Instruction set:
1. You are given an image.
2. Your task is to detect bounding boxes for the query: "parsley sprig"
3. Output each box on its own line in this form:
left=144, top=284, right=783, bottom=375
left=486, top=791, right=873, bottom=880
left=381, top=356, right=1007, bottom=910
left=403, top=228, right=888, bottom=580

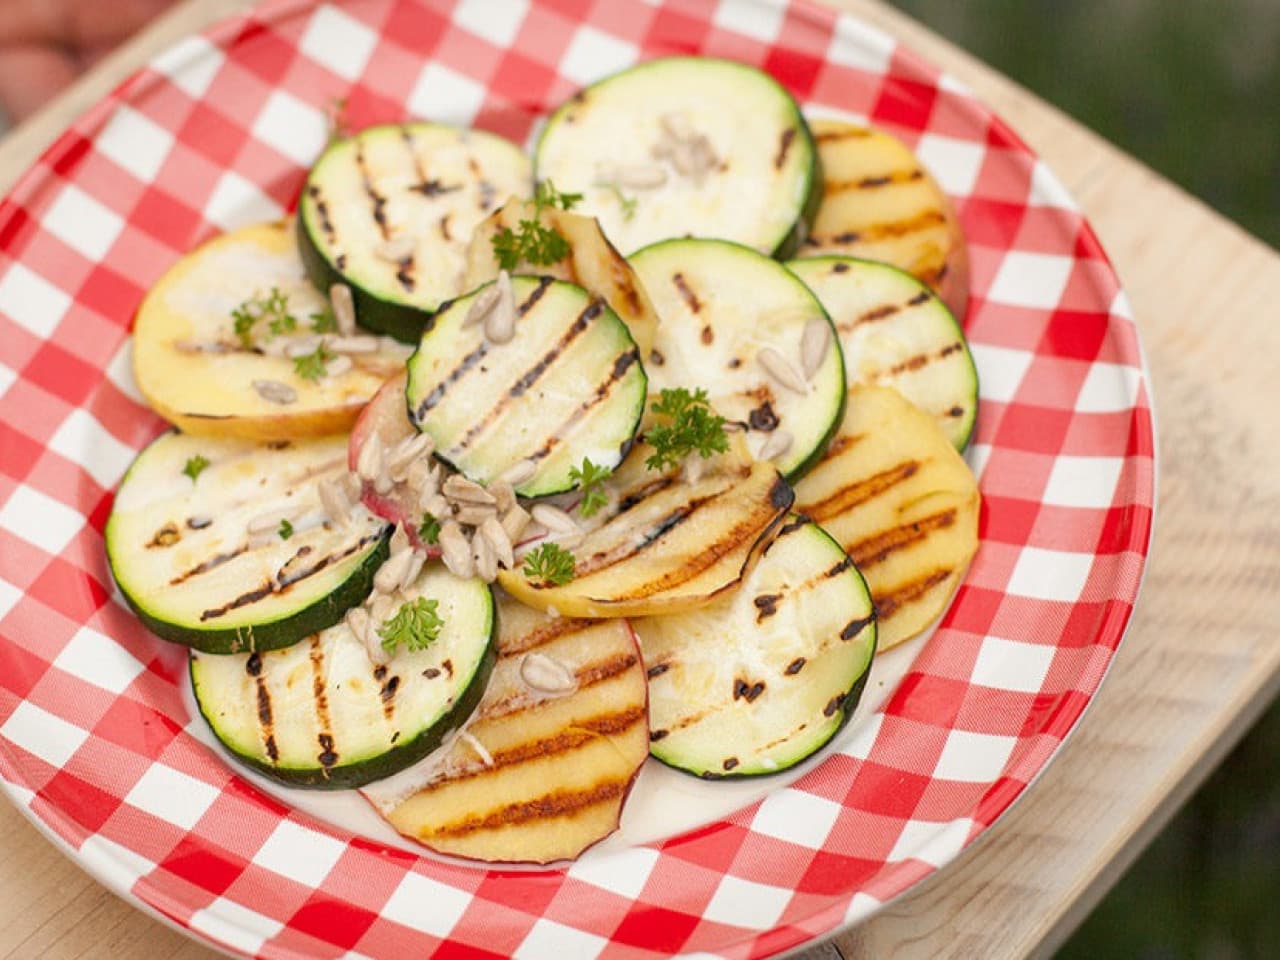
left=231, top=287, right=297, bottom=348
left=491, top=179, right=583, bottom=271
left=569, top=457, right=611, bottom=518
left=293, top=342, right=333, bottom=381
left=182, top=454, right=210, bottom=483
left=378, top=597, right=445, bottom=654
left=522, top=542, right=576, bottom=586
left=418, top=514, right=441, bottom=545
left=278, top=518, right=294, bottom=539
left=601, top=183, right=638, bottom=221
left=644, top=387, right=729, bottom=472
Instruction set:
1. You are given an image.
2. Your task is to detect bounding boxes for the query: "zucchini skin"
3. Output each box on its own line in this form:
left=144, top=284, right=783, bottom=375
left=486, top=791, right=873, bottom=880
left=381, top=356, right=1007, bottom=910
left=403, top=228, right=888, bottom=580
left=190, top=588, right=498, bottom=789
left=109, top=525, right=391, bottom=655
left=770, top=117, right=824, bottom=262
left=294, top=213, right=436, bottom=344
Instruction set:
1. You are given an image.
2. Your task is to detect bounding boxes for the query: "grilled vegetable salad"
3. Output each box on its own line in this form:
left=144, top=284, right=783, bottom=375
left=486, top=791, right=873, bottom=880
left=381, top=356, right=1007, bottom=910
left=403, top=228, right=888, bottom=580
left=106, top=56, right=980, bottom=863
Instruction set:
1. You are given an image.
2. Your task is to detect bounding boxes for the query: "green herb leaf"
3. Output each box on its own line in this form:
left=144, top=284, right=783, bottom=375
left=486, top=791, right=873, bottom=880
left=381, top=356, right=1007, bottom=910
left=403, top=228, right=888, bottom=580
left=418, top=514, right=441, bottom=545
left=569, top=457, right=612, bottom=517
left=534, top=179, right=583, bottom=212
left=522, top=542, right=576, bottom=586
left=491, top=218, right=570, bottom=270
left=278, top=518, right=294, bottom=539
left=602, top=183, right=637, bottom=221
left=230, top=287, right=298, bottom=346
left=292, top=342, right=332, bottom=381
left=309, top=307, right=337, bottom=333
left=182, top=454, right=210, bottom=483
left=644, top=387, right=730, bottom=472
left=378, top=597, right=445, bottom=653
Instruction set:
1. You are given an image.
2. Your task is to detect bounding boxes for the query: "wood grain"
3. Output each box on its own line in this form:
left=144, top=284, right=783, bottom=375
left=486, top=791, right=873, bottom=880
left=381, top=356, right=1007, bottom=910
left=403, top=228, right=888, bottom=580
left=0, top=1, right=1276, bottom=958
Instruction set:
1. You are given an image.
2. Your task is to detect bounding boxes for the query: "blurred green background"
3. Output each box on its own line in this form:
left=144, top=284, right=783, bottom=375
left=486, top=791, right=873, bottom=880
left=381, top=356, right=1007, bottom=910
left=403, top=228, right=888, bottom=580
left=883, top=1, right=1280, bottom=957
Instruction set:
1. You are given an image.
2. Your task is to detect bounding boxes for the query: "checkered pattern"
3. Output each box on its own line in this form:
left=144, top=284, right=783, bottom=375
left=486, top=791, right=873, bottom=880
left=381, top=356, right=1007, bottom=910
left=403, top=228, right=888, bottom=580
left=0, top=0, right=1153, bottom=957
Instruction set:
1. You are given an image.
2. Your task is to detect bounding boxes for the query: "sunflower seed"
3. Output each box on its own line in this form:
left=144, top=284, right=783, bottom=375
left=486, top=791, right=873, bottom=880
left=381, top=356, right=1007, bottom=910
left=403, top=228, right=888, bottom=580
left=757, top=429, right=793, bottom=462
left=174, top=340, right=230, bottom=354
left=444, top=475, right=495, bottom=505
left=479, top=516, right=514, bottom=570
left=330, top=283, right=356, bottom=335
left=489, top=479, right=515, bottom=514
left=464, top=283, right=501, bottom=328
left=375, top=547, right=415, bottom=594
left=252, top=379, right=297, bottom=405
left=369, top=593, right=396, bottom=626
left=421, top=492, right=450, bottom=519
left=660, top=111, right=696, bottom=142
left=283, top=336, right=321, bottom=358
left=326, top=334, right=380, bottom=354
left=498, top=459, right=536, bottom=487
left=317, top=478, right=350, bottom=526
left=459, top=730, right=493, bottom=767
left=801, top=318, right=832, bottom=379
left=398, top=550, right=426, bottom=591
left=472, top=531, right=498, bottom=582
left=438, top=521, right=474, bottom=578
left=455, top=503, right=498, bottom=527
left=519, top=652, right=578, bottom=696
left=756, top=346, right=808, bottom=394
left=246, top=506, right=301, bottom=534
left=406, top=458, right=438, bottom=499
left=340, top=471, right=362, bottom=500
left=531, top=503, right=578, bottom=535
left=390, top=523, right=412, bottom=555
left=682, top=455, right=706, bottom=485
left=388, top=432, right=434, bottom=480
left=501, top=503, right=531, bottom=543
left=325, top=354, right=353, bottom=378
left=484, top=271, right=516, bottom=344
left=374, top=233, right=416, bottom=263
left=356, top=438, right=384, bottom=483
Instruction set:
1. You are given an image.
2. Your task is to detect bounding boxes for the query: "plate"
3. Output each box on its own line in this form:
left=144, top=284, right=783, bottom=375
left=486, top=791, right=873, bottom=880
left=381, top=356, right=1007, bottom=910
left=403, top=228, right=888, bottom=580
left=0, top=0, right=1154, bottom=956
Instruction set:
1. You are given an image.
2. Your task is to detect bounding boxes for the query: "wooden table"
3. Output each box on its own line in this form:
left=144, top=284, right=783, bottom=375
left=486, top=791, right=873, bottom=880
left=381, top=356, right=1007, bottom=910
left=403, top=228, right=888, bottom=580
left=1, top=1, right=1277, bottom=958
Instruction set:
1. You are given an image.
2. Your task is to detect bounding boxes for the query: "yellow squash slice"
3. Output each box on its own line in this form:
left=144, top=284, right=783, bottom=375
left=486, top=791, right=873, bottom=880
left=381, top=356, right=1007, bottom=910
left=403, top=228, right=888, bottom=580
left=497, top=445, right=793, bottom=619
left=363, top=600, right=649, bottom=863
left=801, top=118, right=970, bottom=320
left=793, top=385, right=980, bottom=651
left=133, top=221, right=409, bottom=440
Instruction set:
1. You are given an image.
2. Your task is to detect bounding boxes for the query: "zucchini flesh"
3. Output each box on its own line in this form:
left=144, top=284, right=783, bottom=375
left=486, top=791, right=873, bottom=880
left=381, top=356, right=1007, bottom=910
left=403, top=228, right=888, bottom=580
left=535, top=57, right=819, bottom=257
left=787, top=256, right=978, bottom=450
left=635, top=515, right=875, bottom=778
left=191, top=564, right=494, bottom=789
left=363, top=599, right=648, bottom=863
left=496, top=444, right=792, bottom=618
left=793, top=385, right=980, bottom=651
left=106, top=431, right=389, bottom=653
left=801, top=118, right=970, bottom=320
left=298, top=123, right=531, bottom=341
left=629, top=238, right=845, bottom=479
left=405, top=277, right=647, bottom=498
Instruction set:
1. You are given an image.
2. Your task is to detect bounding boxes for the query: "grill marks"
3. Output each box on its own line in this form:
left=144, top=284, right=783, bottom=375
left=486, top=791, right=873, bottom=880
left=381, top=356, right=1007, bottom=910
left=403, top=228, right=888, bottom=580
left=354, top=143, right=391, bottom=240
left=803, top=459, right=921, bottom=524
left=672, top=272, right=702, bottom=313
left=807, top=208, right=948, bottom=248
left=826, top=168, right=924, bottom=193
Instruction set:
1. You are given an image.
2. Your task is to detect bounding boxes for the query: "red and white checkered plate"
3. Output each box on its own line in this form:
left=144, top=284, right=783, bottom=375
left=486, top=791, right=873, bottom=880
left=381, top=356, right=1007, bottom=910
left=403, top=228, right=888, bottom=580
left=0, top=0, right=1154, bottom=956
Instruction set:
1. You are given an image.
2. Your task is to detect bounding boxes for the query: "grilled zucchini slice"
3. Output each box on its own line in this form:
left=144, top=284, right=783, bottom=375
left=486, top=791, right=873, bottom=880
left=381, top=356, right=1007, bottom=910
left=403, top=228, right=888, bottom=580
left=793, top=385, right=980, bottom=651
left=497, top=443, right=792, bottom=618
left=535, top=56, right=820, bottom=257
left=405, top=276, right=647, bottom=498
left=787, top=256, right=978, bottom=450
left=636, top=515, right=875, bottom=778
left=133, top=221, right=408, bottom=441
left=105, top=431, right=389, bottom=653
left=363, top=599, right=648, bottom=863
left=629, top=238, right=844, bottom=478
left=297, top=122, right=531, bottom=341
left=191, top=564, right=494, bottom=788
left=800, top=118, right=970, bottom=320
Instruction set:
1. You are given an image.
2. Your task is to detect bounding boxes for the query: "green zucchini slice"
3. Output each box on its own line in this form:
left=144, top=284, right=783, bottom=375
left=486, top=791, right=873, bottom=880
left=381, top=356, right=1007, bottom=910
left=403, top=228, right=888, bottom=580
left=405, top=276, right=647, bottom=498
left=635, top=514, right=876, bottom=778
left=629, top=238, right=845, bottom=479
left=787, top=256, right=979, bottom=450
left=105, top=431, right=389, bottom=654
left=191, top=565, right=495, bottom=788
left=297, top=122, right=531, bottom=342
left=535, top=56, right=820, bottom=257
